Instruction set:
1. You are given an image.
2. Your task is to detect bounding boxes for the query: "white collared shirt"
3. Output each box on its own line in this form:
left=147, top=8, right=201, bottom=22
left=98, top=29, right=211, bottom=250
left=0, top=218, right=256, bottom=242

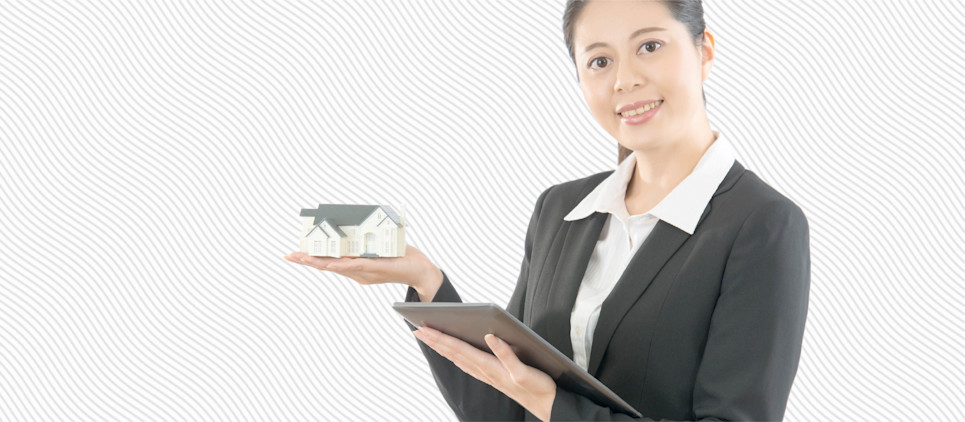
left=563, top=130, right=736, bottom=371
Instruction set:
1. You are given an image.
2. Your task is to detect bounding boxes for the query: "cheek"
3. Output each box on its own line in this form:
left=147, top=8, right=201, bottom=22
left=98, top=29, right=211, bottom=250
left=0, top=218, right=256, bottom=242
left=596, top=100, right=619, bottom=124
left=581, top=84, right=606, bottom=116
left=670, top=63, right=705, bottom=97
left=651, top=53, right=700, bottom=95
left=582, top=84, right=613, bottom=119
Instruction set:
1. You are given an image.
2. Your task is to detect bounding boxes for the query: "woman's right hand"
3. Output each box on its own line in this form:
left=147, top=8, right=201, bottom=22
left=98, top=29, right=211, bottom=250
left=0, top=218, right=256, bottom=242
left=283, top=244, right=444, bottom=301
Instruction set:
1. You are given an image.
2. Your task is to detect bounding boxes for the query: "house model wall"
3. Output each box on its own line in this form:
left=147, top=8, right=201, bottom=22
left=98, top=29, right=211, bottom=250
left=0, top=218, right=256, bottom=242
left=299, top=204, right=406, bottom=258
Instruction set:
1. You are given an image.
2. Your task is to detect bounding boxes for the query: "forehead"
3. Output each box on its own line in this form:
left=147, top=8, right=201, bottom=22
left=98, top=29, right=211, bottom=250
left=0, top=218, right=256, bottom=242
left=573, top=0, right=678, bottom=45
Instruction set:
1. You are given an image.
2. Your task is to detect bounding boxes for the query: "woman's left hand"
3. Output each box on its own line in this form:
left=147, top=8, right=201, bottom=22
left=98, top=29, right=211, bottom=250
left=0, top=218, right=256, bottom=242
left=413, top=326, right=557, bottom=421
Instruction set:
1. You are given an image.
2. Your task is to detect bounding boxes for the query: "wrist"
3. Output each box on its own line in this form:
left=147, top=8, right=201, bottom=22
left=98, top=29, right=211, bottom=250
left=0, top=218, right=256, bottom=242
left=413, top=263, right=443, bottom=301
left=534, top=388, right=556, bottom=422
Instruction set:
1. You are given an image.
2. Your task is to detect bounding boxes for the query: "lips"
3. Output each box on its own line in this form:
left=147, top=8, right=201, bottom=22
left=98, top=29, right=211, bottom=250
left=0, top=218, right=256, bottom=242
left=616, top=99, right=663, bottom=115
left=619, top=100, right=663, bottom=125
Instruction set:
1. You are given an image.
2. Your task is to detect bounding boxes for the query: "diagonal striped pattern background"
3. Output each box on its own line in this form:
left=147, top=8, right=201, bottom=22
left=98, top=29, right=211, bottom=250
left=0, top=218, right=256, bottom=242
left=2, top=0, right=963, bottom=420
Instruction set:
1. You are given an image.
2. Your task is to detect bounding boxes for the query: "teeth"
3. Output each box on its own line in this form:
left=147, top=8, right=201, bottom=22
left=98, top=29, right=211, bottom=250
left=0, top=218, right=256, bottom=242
left=621, top=100, right=663, bottom=117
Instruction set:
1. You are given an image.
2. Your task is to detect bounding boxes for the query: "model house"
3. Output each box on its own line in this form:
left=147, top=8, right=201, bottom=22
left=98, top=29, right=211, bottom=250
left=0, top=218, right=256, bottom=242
left=299, top=204, right=406, bottom=258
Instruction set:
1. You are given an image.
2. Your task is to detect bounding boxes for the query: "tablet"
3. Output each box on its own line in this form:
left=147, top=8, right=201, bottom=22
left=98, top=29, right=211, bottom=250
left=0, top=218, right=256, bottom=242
left=393, top=302, right=642, bottom=418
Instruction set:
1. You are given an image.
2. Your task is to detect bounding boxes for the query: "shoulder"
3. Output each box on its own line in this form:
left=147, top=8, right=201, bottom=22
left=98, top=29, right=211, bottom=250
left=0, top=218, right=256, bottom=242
left=723, top=166, right=808, bottom=235
left=718, top=168, right=811, bottom=295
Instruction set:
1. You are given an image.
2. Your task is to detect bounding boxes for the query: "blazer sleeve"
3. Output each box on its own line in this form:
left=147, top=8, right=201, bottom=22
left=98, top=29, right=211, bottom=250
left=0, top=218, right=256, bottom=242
left=550, top=200, right=811, bottom=421
left=401, top=186, right=553, bottom=421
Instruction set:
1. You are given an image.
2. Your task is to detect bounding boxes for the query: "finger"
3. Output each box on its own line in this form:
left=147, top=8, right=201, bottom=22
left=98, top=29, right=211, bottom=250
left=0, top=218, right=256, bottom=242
left=451, top=352, right=497, bottom=387
left=284, top=251, right=310, bottom=262
left=451, top=360, right=475, bottom=377
left=420, top=327, right=505, bottom=384
left=326, top=257, right=381, bottom=272
left=285, top=255, right=328, bottom=269
left=433, top=343, right=492, bottom=386
left=415, top=329, right=458, bottom=364
left=486, top=334, right=528, bottom=384
left=417, top=327, right=478, bottom=361
left=325, top=262, right=390, bottom=284
left=324, top=259, right=357, bottom=271
left=415, top=331, right=495, bottom=386
left=287, top=251, right=319, bottom=262
left=298, top=255, right=343, bottom=270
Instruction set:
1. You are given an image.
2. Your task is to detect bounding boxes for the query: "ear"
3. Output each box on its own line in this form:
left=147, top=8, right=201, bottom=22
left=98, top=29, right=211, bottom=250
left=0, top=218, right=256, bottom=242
left=700, top=29, right=716, bottom=82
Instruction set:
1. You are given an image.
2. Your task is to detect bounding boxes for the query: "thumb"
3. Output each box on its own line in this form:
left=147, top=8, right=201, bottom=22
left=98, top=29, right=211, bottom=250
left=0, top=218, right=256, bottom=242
left=486, top=334, right=527, bottom=382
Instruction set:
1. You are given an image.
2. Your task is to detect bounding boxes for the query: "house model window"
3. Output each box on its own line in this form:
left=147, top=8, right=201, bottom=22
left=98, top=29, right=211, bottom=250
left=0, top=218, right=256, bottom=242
left=298, top=204, right=406, bottom=258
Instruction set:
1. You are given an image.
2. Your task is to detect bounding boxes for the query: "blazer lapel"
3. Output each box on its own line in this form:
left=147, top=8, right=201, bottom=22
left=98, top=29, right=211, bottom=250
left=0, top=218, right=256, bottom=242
left=584, top=160, right=746, bottom=376
left=538, top=211, right=608, bottom=360
left=583, top=220, right=688, bottom=376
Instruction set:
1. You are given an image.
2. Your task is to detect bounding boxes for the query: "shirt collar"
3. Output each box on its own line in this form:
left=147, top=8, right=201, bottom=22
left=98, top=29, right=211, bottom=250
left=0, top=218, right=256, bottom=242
left=563, top=130, right=736, bottom=235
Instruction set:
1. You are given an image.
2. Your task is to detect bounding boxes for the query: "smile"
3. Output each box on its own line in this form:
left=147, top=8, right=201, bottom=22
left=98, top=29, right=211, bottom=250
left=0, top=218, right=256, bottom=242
left=618, top=100, right=663, bottom=125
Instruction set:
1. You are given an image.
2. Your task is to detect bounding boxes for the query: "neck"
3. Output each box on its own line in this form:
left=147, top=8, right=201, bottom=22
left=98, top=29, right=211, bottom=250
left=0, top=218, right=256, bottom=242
left=627, top=119, right=716, bottom=197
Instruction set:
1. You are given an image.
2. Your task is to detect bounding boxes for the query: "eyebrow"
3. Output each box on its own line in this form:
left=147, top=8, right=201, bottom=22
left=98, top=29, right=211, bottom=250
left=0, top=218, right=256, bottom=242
left=583, top=27, right=668, bottom=54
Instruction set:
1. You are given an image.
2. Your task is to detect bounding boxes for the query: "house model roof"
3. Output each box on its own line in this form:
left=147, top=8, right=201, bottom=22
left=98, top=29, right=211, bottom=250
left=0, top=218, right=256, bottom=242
left=300, top=204, right=403, bottom=239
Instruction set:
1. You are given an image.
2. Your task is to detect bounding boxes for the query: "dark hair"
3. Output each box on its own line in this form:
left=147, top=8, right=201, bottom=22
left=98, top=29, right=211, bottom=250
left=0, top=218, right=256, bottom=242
left=562, top=0, right=708, bottom=163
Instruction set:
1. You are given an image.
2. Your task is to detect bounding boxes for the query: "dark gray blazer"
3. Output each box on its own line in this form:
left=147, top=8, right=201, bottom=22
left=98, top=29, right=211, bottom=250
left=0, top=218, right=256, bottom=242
left=403, top=160, right=811, bottom=421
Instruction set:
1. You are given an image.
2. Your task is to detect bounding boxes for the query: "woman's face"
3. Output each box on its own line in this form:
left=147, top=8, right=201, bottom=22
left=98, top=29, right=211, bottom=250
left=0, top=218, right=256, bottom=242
left=572, top=0, right=714, bottom=152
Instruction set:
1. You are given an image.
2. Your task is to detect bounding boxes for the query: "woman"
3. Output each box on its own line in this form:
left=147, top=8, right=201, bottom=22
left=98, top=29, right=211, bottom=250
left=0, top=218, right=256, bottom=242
left=285, top=0, right=810, bottom=420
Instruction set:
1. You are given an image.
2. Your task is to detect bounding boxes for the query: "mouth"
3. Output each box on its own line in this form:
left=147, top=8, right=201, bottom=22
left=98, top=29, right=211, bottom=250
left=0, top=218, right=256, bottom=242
left=616, top=100, right=664, bottom=118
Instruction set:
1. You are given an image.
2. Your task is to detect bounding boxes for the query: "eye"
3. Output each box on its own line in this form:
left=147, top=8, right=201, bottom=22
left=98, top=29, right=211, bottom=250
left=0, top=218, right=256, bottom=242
left=586, top=41, right=664, bottom=71
left=588, top=57, right=610, bottom=71
left=640, top=40, right=663, bottom=54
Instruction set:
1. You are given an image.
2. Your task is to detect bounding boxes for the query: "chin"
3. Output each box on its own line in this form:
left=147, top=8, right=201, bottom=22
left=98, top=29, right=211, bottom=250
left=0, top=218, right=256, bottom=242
left=618, top=133, right=667, bottom=151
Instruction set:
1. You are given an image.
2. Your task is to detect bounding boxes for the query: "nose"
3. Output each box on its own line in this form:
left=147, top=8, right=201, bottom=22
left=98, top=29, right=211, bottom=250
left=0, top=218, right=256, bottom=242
left=613, top=57, right=646, bottom=92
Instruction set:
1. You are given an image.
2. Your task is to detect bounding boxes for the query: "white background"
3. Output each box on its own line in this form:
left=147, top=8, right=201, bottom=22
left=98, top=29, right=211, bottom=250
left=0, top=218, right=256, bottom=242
left=2, top=0, right=963, bottom=420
